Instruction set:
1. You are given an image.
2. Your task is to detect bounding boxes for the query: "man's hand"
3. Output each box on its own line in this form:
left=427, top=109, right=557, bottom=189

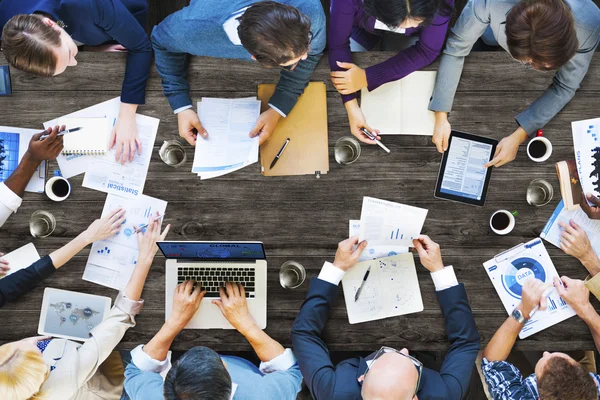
left=345, top=100, right=380, bottom=144
left=136, top=212, right=170, bottom=264
left=178, top=109, right=208, bottom=146
left=484, top=128, right=528, bottom=168
left=109, top=103, right=142, bottom=165
left=519, top=278, right=551, bottom=317
left=580, top=192, right=600, bottom=220
left=333, top=236, right=368, bottom=272
left=80, top=207, right=126, bottom=244
left=559, top=219, right=597, bottom=264
left=212, top=282, right=255, bottom=334
left=0, top=253, right=9, bottom=276
left=413, top=235, right=444, bottom=272
left=26, top=126, right=65, bottom=164
left=331, top=61, right=368, bottom=95
left=432, top=112, right=451, bottom=153
left=555, top=276, right=592, bottom=318
left=249, top=108, right=281, bottom=145
left=169, top=280, right=206, bottom=329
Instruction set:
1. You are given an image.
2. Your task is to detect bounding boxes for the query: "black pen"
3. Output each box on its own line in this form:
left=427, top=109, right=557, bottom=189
left=354, top=266, right=371, bottom=302
left=40, top=126, right=83, bottom=140
left=269, top=138, right=290, bottom=169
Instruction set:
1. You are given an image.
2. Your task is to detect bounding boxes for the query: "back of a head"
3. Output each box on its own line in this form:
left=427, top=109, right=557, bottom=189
left=237, top=1, right=311, bottom=68
left=538, top=357, right=597, bottom=400
left=363, top=0, right=452, bottom=29
left=505, top=0, right=578, bottom=71
left=0, top=344, right=48, bottom=400
left=1, top=14, right=61, bottom=77
left=164, top=346, right=232, bottom=400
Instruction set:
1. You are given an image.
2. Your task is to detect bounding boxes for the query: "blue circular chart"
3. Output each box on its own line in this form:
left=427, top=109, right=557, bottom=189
left=501, top=257, right=546, bottom=299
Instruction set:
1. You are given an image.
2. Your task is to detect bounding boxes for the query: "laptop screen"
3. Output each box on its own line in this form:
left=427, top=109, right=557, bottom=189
left=157, top=242, right=266, bottom=260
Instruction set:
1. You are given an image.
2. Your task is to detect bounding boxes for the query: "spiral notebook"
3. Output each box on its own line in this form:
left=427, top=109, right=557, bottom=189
left=59, top=117, right=109, bottom=155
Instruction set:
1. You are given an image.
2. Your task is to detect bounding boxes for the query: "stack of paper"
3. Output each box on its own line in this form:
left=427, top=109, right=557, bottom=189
left=357, top=197, right=428, bottom=248
left=192, top=97, right=260, bottom=179
left=83, top=193, right=168, bottom=290
left=0, top=126, right=47, bottom=193
left=44, top=98, right=159, bottom=198
left=341, top=254, right=424, bottom=324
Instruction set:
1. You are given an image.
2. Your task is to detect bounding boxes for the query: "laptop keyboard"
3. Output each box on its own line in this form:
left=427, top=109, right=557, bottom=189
left=177, top=266, right=256, bottom=298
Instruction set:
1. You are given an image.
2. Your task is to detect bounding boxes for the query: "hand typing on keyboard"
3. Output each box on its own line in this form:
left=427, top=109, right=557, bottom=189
left=212, top=282, right=255, bottom=334
left=170, top=280, right=206, bottom=329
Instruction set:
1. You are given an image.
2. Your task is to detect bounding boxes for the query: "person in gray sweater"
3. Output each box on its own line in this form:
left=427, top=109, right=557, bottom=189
left=429, top=0, right=600, bottom=168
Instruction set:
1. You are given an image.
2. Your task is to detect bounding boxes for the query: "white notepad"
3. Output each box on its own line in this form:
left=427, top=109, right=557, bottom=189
left=342, top=254, right=423, bottom=324
left=59, top=117, right=109, bottom=154
left=0, top=243, right=40, bottom=278
left=360, top=71, right=437, bottom=135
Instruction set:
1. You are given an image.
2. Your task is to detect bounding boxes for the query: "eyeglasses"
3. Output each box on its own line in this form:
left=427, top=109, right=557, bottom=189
left=363, top=346, right=423, bottom=397
left=282, top=32, right=313, bottom=71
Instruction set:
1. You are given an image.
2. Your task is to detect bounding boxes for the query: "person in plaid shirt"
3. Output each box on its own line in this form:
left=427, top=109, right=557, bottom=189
left=482, top=277, right=600, bottom=400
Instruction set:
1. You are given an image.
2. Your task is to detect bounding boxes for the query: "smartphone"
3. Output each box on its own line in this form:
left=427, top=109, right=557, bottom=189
left=0, top=65, right=12, bottom=96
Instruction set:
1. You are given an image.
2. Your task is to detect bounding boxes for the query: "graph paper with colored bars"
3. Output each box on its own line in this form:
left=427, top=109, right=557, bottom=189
left=83, top=193, right=167, bottom=290
left=483, top=238, right=576, bottom=339
left=572, top=117, right=600, bottom=201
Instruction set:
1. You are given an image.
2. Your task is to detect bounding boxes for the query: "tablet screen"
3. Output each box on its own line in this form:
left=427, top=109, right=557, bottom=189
left=440, top=137, right=493, bottom=200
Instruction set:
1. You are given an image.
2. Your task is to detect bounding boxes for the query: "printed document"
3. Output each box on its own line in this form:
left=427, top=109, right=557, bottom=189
left=572, top=118, right=600, bottom=202
left=193, top=98, right=260, bottom=179
left=358, top=197, right=428, bottom=247
left=350, top=220, right=408, bottom=261
left=84, top=193, right=167, bottom=290
left=0, top=126, right=47, bottom=193
left=541, top=200, right=600, bottom=258
left=483, top=238, right=576, bottom=339
left=0, top=243, right=40, bottom=278
left=342, top=254, right=423, bottom=324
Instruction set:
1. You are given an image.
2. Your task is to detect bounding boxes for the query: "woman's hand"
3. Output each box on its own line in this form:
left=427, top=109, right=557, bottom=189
left=136, top=212, right=171, bottom=265
left=80, top=208, right=126, bottom=244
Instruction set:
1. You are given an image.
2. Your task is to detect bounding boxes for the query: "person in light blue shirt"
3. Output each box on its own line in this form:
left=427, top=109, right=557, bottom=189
left=124, top=281, right=303, bottom=400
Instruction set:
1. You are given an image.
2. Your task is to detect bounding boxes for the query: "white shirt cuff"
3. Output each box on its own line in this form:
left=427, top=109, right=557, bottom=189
left=174, top=105, right=193, bottom=115
left=318, top=262, right=346, bottom=286
left=259, top=348, right=297, bottom=374
left=131, top=344, right=171, bottom=373
left=430, top=266, right=459, bottom=291
left=0, top=183, right=22, bottom=212
left=268, top=103, right=287, bottom=118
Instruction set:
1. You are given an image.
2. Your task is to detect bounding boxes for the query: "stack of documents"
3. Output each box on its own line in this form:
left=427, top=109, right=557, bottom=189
left=44, top=98, right=159, bottom=198
left=0, top=126, right=47, bottom=193
left=192, top=97, right=260, bottom=179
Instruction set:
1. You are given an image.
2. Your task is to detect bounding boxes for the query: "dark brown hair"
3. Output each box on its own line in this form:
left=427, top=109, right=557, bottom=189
left=1, top=14, right=61, bottom=77
left=237, top=1, right=311, bottom=68
left=538, top=357, right=597, bottom=400
left=505, top=0, right=578, bottom=71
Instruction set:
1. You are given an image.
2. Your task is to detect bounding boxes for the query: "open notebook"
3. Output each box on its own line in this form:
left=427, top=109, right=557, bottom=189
left=57, top=117, right=109, bottom=154
left=360, top=71, right=437, bottom=135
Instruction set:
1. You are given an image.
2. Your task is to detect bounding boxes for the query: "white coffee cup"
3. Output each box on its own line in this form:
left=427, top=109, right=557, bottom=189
left=45, top=173, right=71, bottom=202
left=490, top=210, right=516, bottom=235
left=527, top=136, right=552, bottom=162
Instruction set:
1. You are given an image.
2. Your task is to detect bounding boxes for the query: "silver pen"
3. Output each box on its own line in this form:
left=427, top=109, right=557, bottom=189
left=40, top=126, right=83, bottom=140
left=360, top=128, right=390, bottom=153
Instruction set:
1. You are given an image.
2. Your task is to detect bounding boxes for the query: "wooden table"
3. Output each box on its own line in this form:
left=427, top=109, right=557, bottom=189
left=0, top=52, right=599, bottom=352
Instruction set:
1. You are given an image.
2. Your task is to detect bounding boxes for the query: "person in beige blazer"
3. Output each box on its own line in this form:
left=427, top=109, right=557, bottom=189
left=0, top=214, right=170, bottom=400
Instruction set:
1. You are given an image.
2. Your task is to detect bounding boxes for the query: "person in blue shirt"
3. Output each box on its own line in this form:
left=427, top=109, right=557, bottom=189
left=0, top=0, right=153, bottom=165
left=124, top=281, right=303, bottom=400
left=291, top=235, right=480, bottom=400
left=150, top=0, right=325, bottom=147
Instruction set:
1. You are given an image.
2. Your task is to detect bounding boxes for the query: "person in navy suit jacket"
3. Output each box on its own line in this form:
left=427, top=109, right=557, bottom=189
left=291, top=235, right=481, bottom=400
left=0, top=0, right=152, bottom=164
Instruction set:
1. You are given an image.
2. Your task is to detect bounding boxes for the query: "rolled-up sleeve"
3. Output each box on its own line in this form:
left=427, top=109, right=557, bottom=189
left=130, top=344, right=171, bottom=373
left=0, top=182, right=22, bottom=228
left=259, top=348, right=297, bottom=373
left=585, top=274, right=600, bottom=301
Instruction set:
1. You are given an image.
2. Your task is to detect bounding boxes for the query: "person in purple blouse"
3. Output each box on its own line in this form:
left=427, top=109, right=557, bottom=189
left=329, top=0, right=453, bottom=144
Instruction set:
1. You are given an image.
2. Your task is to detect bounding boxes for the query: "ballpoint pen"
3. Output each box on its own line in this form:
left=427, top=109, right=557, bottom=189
left=354, top=266, right=371, bottom=302
left=269, top=138, right=290, bottom=169
left=360, top=128, right=390, bottom=153
left=133, top=213, right=164, bottom=234
left=528, top=285, right=557, bottom=318
left=40, top=126, right=83, bottom=140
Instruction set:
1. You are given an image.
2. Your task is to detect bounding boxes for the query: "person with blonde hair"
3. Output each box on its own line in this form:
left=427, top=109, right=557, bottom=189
left=0, top=214, right=170, bottom=400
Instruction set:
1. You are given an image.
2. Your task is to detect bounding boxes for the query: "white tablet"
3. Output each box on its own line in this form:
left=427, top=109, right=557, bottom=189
left=38, top=288, right=111, bottom=342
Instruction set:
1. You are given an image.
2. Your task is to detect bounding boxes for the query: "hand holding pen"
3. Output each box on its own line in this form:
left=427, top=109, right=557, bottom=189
left=134, top=213, right=164, bottom=234
left=360, top=128, right=390, bottom=153
left=40, top=126, right=82, bottom=140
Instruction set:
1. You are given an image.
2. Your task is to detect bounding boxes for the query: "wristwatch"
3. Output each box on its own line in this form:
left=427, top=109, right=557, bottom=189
left=511, top=308, right=527, bottom=324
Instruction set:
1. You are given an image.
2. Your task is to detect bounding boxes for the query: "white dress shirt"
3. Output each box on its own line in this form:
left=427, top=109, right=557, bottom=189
left=318, top=261, right=459, bottom=291
left=0, top=182, right=22, bottom=228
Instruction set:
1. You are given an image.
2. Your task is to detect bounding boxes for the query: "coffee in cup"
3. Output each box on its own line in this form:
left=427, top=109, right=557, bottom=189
left=527, top=130, right=552, bottom=162
left=45, top=171, right=71, bottom=202
left=490, top=210, right=517, bottom=235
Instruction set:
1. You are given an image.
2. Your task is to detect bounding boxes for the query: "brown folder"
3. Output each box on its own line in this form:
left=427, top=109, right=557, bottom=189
left=258, top=82, right=329, bottom=177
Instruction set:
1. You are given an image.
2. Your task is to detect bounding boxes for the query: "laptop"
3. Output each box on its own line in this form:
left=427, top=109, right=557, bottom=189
left=159, top=241, right=267, bottom=329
